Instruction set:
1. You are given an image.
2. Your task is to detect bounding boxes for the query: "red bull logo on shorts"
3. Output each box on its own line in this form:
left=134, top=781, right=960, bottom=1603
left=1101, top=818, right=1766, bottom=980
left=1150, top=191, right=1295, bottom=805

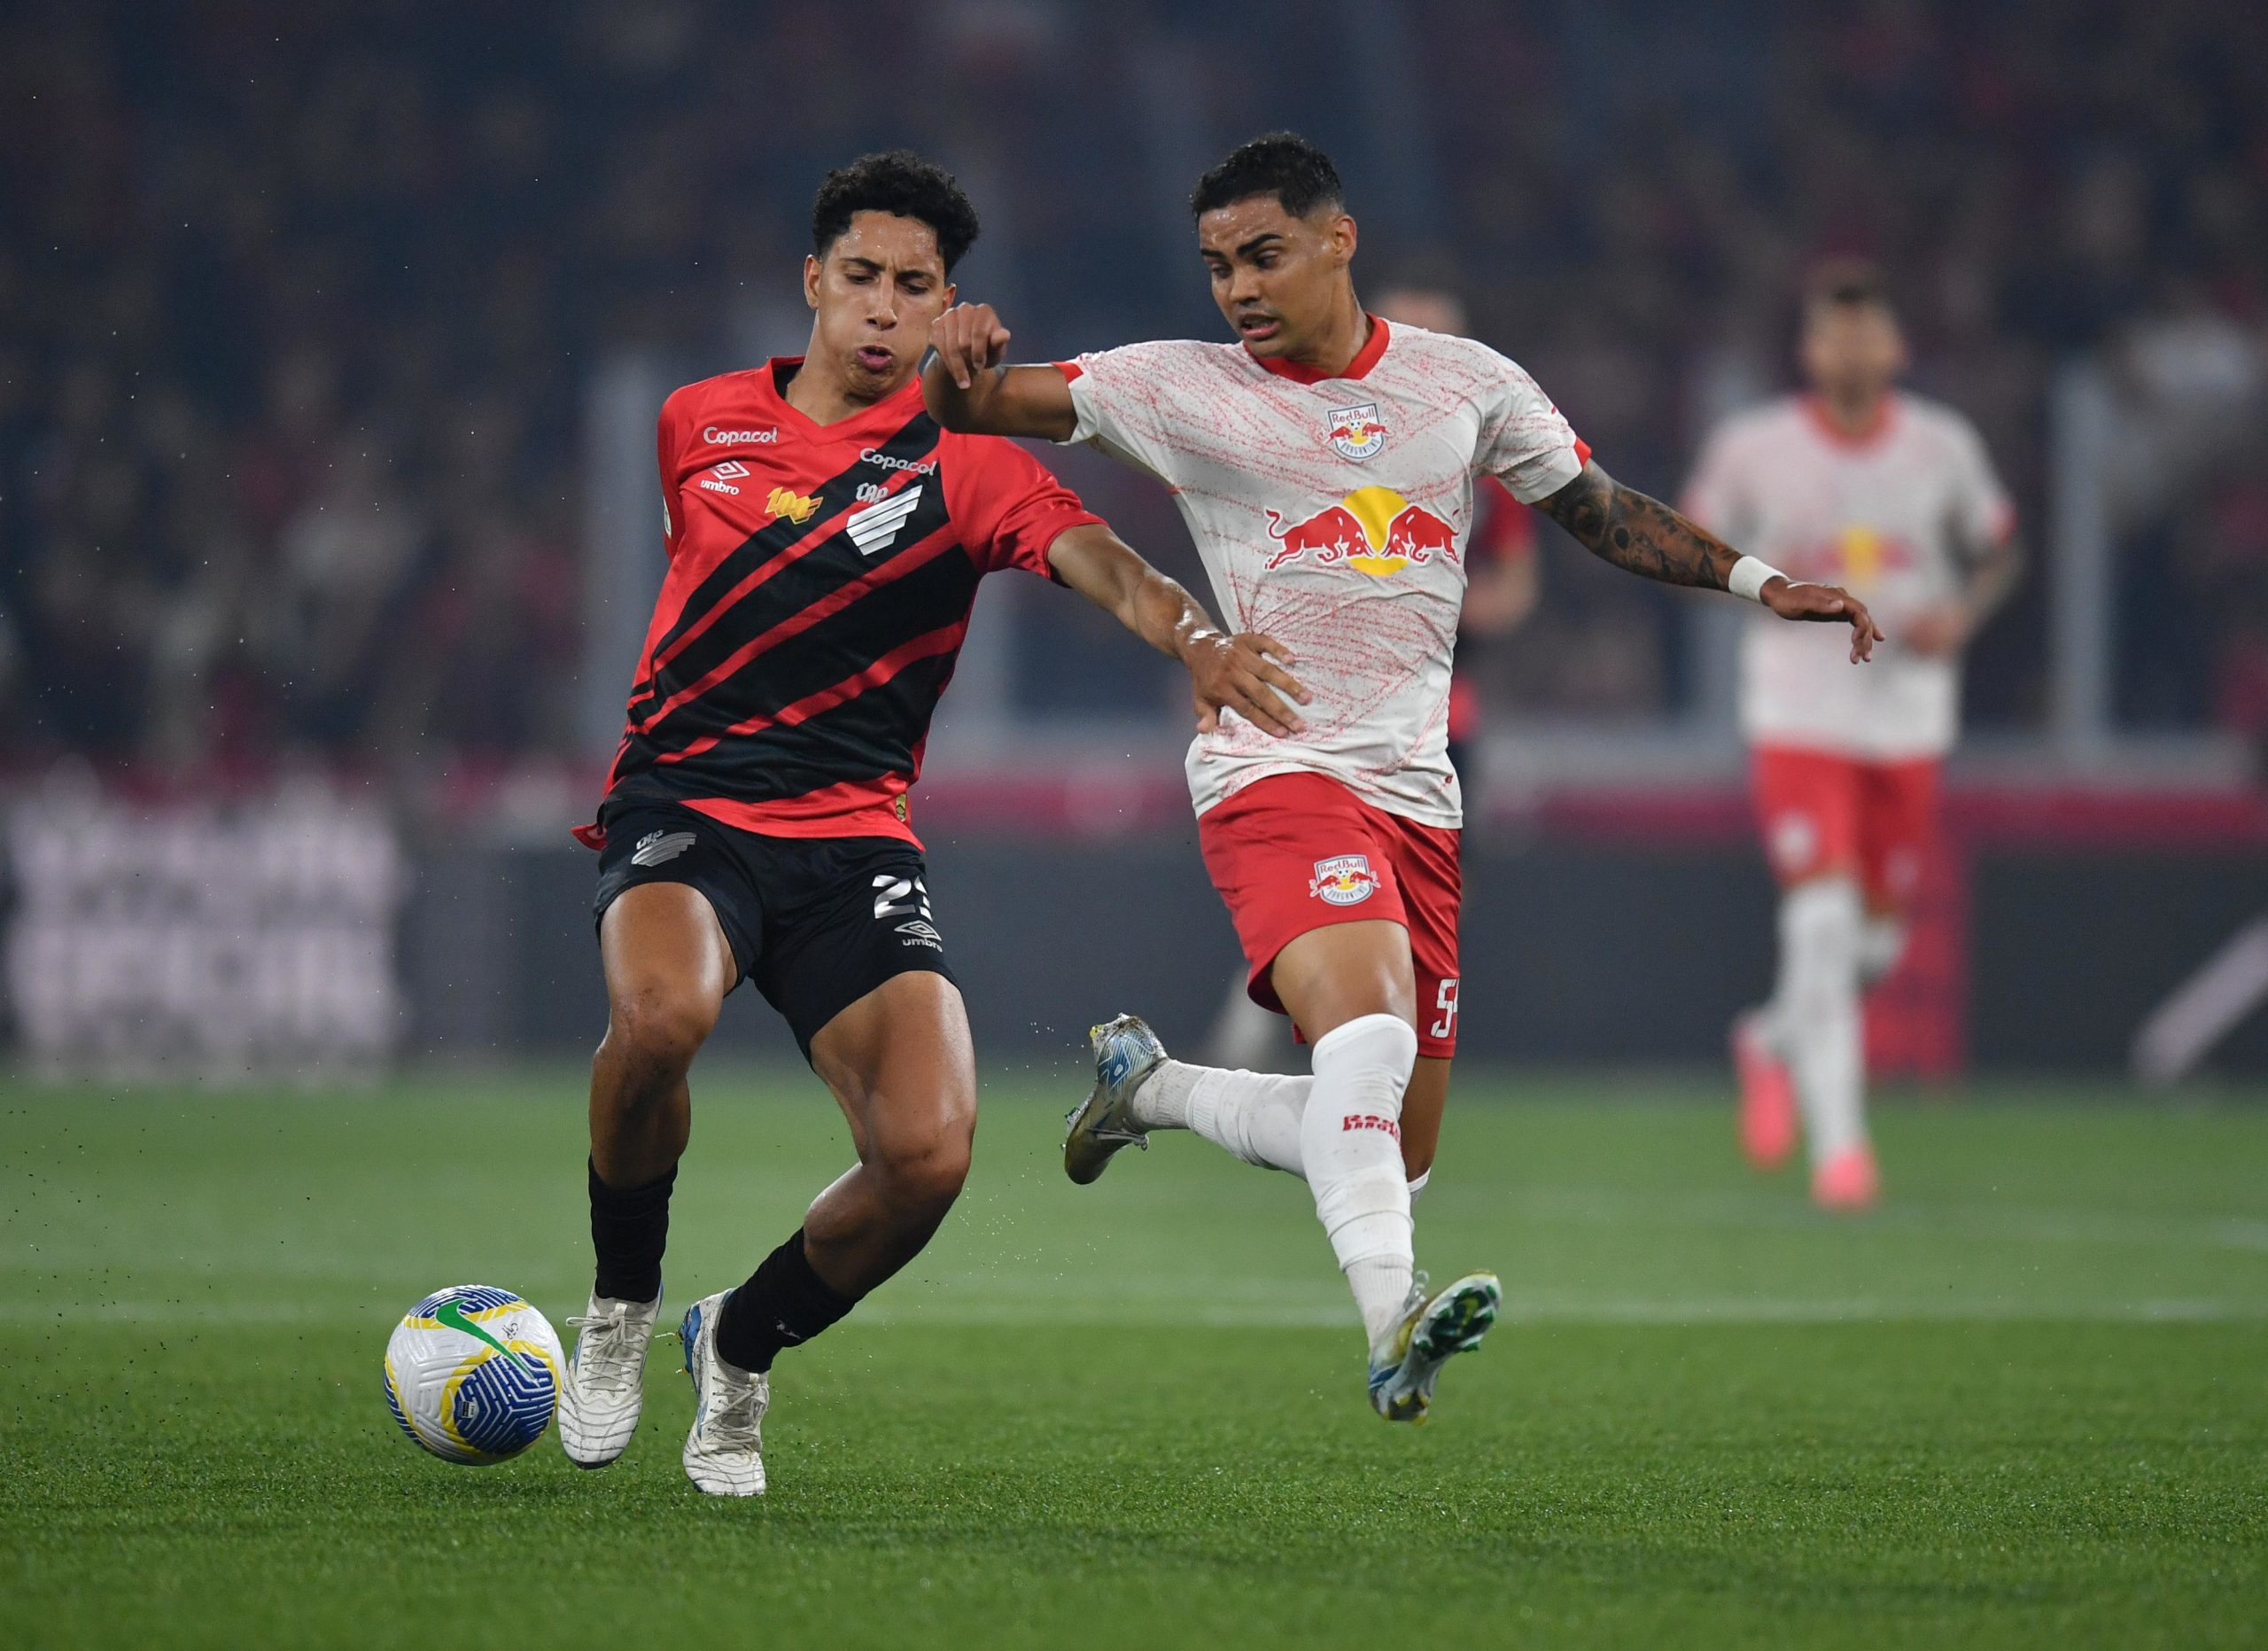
left=1325, top=401, right=1387, bottom=461
left=1309, top=853, right=1378, bottom=907
left=1264, top=486, right=1460, bottom=578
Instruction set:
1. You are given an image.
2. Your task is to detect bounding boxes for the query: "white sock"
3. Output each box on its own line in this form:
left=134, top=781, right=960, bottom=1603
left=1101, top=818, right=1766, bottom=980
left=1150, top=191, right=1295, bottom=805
left=1130, top=1059, right=1309, bottom=1174
left=1406, top=1168, right=1432, bottom=1203
left=1858, top=915, right=1907, bottom=986
left=1301, top=1013, right=1418, bottom=1355
left=1344, top=1257, right=1412, bottom=1349
left=1128, top=1060, right=1200, bottom=1129
left=1777, top=878, right=1867, bottom=1165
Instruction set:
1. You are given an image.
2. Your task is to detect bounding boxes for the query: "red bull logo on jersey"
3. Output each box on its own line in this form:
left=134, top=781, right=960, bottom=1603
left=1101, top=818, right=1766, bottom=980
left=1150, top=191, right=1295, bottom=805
left=1309, top=853, right=1379, bottom=907
left=1325, top=401, right=1387, bottom=461
left=1264, top=486, right=1460, bottom=578
left=1790, top=524, right=1916, bottom=588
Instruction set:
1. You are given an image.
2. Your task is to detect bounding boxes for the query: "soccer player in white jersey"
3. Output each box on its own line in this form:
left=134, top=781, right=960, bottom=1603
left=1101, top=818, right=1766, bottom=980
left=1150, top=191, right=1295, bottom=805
left=1684, top=260, right=2022, bottom=1212
left=925, top=134, right=1881, bottom=1421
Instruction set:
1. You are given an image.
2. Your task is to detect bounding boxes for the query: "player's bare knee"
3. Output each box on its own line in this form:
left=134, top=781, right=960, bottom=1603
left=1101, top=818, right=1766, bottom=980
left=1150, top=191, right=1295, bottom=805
left=605, top=979, right=718, bottom=1081
left=874, top=1125, right=972, bottom=1215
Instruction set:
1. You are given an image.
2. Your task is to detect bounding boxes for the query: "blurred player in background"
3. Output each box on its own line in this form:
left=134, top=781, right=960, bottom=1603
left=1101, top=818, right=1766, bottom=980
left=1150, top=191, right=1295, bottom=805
left=563, top=152, right=1294, bottom=1495
left=927, top=133, right=1879, bottom=1420
left=1205, top=274, right=1539, bottom=1069
left=1684, top=260, right=2023, bottom=1211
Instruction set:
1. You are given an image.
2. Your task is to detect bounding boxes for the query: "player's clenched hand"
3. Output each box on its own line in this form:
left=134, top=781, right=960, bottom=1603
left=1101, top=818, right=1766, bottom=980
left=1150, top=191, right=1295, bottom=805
left=1184, top=630, right=1310, bottom=736
left=928, top=303, right=1012, bottom=390
left=1763, top=579, right=1886, bottom=663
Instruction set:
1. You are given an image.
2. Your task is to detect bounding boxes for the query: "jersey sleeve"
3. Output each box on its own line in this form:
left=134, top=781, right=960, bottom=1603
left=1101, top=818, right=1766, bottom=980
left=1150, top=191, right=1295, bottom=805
left=1052, top=342, right=1195, bottom=485
left=1946, top=417, right=2016, bottom=550
left=944, top=433, right=1105, bottom=580
left=1473, top=347, right=1589, bottom=504
left=656, top=386, right=695, bottom=559
left=1680, top=422, right=1752, bottom=543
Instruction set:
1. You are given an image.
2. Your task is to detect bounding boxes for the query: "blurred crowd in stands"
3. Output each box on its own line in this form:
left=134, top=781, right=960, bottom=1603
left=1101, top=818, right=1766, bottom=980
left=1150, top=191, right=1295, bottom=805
left=2, top=0, right=2263, bottom=774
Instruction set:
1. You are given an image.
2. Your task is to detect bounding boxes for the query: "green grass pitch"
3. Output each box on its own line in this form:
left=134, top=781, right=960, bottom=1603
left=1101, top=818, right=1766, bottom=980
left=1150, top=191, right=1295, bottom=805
left=4, top=1065, right=2265, bottom=1648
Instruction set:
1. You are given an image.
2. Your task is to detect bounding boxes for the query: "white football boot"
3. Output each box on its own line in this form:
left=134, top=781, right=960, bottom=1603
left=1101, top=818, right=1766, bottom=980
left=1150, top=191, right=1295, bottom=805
left=558, top=1291, right=661, bottom=1468
left=1062, top=1013, right=1168, bottom=1184
left=1367, top=1270, right=1502, bottom=1423
left=679, top=1290, right=768, bottom=1497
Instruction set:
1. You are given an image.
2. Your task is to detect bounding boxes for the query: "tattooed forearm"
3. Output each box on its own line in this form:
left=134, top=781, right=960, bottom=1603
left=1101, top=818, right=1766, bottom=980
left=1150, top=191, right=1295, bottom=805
left=1532, top=460, right=1887, bottom=657
left=1534, top=462, right=1742, bottom=591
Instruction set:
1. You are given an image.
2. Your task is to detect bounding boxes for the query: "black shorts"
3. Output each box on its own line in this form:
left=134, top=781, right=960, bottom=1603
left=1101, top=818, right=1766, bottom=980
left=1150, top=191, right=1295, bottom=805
left=591, top=798, right=956, bottom=1060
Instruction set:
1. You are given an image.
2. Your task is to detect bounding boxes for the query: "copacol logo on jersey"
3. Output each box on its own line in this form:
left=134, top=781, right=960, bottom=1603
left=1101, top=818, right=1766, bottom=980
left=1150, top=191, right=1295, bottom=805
left=1309, top=854, right=1377, bottom=907
left=1324, top=401, right=1386, bottom=461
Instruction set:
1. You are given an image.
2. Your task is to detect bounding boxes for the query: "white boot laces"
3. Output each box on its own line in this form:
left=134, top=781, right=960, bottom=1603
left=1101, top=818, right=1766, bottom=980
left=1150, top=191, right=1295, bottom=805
left=566, top=1304, right=641, bottom=1398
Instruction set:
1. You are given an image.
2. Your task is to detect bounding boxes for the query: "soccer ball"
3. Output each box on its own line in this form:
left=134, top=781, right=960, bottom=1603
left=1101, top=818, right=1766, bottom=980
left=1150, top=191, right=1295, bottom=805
left=384, top=1285, right=563, bottom=1464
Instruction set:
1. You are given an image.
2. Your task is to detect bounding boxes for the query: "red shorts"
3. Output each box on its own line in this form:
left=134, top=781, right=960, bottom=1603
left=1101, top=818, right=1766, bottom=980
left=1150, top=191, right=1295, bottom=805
left=1197, top=772, right=1463, bottom=1057
left=1751, top=744, right=1940, bottom=909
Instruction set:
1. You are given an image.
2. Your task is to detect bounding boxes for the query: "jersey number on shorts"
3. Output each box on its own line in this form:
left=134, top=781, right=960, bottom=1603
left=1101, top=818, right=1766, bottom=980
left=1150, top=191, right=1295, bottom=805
left=874, top=874, right=944, bottom=949
left=1430, top=978, right=1460, bottom=1040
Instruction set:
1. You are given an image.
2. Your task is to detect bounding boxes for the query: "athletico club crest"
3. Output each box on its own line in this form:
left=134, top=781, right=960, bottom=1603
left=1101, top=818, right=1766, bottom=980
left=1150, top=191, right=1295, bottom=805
left=1309, top=853, right=1378, bottom=907
left=1325, top=401, right=1386, bottom=461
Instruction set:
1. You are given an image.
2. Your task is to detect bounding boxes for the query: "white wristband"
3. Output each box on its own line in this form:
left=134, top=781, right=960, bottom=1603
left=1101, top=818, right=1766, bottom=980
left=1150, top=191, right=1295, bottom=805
left=1728, top=556, right=1787, bottom=604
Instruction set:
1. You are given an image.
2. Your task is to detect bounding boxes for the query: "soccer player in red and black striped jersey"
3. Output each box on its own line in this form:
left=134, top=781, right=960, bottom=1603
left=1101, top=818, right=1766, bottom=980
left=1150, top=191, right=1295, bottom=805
left=557, top=152, right=1309, bottom=1496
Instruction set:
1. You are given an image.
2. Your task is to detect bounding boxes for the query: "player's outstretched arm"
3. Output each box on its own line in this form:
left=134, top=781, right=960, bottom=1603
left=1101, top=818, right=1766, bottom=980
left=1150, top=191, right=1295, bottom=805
left=1536, top=460, right=1886, bottom=663
left=1045, top=523, right=1310, bottom=736
left=922, top=303, right=1078, bottom=441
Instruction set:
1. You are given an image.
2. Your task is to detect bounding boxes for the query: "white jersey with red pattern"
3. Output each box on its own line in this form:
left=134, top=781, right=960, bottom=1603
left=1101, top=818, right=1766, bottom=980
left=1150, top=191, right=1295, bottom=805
left=1058, top=317, right=1585, bottom=828
left=1683, top=393, right=2014, bottom=761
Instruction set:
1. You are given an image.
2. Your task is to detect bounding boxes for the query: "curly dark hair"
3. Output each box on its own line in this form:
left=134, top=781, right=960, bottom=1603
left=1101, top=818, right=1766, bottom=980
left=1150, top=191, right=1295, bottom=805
left=1805, top=255, right=1893, bottom=313
left=1190, top=132, right=1345, bottom=221
left=812, top=150, right=981, bottom=272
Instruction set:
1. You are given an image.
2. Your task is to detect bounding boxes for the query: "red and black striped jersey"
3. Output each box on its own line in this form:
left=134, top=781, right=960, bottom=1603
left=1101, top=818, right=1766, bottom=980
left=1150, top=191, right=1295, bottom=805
left=578, top=359, right=1099, bottom=849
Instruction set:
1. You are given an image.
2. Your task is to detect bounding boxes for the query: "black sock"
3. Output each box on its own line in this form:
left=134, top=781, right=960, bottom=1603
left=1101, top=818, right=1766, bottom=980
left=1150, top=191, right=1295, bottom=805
left=713, top=1229, right=856, bottom=1374
left=588, top=1158, right=674, bottom=1304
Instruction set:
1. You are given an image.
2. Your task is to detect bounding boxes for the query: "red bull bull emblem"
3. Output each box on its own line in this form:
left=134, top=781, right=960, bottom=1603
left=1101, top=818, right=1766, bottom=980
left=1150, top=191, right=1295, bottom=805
left=1826, top=524, right=1915, bottom=588
left=1264, top=486, right=1460, bottom=577
left=1309, top=853, right=1378, bottom=907
left=1325, top=401, right=1387, bottom=461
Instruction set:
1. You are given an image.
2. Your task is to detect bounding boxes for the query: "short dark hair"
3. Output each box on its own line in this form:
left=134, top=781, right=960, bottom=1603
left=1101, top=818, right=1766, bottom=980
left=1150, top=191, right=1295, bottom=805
left=812, top=150, right=981, bottom=273
left=1190, top=132, right=1345, bottom=221
left=1804, top=256, right=1892, bottom=313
